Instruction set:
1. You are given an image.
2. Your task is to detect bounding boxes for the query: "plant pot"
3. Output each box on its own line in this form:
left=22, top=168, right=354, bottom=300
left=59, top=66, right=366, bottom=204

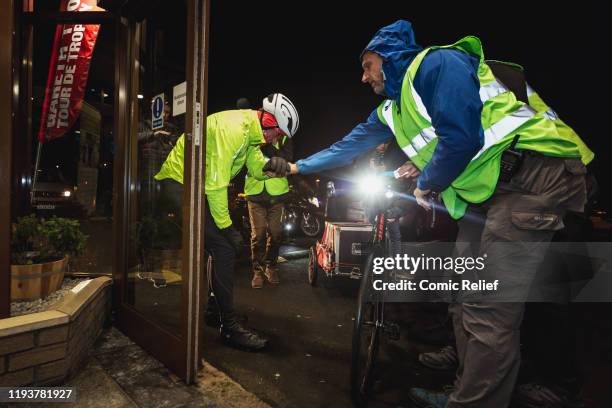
left=10, top=256, right=68, bottom=301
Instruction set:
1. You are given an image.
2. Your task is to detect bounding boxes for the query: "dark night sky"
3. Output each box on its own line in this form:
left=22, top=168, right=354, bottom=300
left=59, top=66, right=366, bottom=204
left=30, top=1, right=611, bottom=207
left=207, top=3, right=610, bottom=205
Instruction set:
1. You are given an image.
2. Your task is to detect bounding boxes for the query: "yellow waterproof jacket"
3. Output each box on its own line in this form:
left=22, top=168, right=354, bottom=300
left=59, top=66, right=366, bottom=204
left=155, top=110, right=269, bottom=228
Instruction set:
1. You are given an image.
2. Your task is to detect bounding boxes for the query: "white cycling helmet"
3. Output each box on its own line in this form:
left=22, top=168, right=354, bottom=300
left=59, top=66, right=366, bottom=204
left=262, top=93, right=299, bottom=138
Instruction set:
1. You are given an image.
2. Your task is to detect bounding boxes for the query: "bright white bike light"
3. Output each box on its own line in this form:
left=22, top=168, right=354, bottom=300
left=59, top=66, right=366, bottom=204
left=385, top=190, right=395, bottom=199
left=358, top=175, right=383, bottom=195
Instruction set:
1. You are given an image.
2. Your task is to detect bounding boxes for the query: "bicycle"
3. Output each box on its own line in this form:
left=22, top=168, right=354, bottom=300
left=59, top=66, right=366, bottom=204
left=350, top=182, right=437, bottom=407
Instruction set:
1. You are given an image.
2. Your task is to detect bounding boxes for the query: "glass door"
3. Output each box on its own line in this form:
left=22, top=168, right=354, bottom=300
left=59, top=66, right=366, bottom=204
left=113, top=0, right=208, bottom=383
left=12, top=0, right=208, bottom=382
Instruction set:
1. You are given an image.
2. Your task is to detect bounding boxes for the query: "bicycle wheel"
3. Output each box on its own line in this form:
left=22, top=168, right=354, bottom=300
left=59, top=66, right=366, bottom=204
left=350, top=246, right=383, bottom=407
left=308, top=246, right=319, bottom=286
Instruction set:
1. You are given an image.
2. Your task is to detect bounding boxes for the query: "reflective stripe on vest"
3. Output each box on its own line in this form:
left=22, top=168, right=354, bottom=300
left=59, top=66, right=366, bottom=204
left=395, top=76, right=534, bottom=162
left=381, top=100, right=396, bottom=135
left=472, top=105, right=535, bottom=160
left=543, top=109, right=559, bottom=121
left=479, top=79, right=507, bottom=102
left=376, top=36, right=582, bottom=220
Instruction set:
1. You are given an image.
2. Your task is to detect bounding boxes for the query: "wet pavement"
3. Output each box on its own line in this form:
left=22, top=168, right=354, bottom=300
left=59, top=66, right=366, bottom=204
left=64, top=220, right=612, bottom=407
left=202, top=254, right=361, bottom=408
left=23, top=255, right=608, bottom=408
left=8, top=327, right=269, bottom=408
left=201, top=245, right=457, bottom=408
left=201, top=243, right=612, bottom=408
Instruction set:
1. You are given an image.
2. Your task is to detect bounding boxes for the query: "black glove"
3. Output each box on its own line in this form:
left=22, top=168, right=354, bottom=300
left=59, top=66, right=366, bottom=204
left=262, top=157, right=290, bottom=177
left=220, top=225, right=244, bottom=255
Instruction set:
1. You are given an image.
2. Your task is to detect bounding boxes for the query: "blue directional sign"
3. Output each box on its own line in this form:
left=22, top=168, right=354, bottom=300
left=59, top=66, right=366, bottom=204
left=152, top=93, right=164, bottom=130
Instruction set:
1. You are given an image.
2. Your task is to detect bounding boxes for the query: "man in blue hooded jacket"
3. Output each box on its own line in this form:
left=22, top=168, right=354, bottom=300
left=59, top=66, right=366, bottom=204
left=290, top=20, right=484, bottom=203
left=288, top=20, right=588, bottom=408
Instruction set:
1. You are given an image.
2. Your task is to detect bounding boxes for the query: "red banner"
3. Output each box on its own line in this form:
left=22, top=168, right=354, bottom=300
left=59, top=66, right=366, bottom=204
left=37, top=0, right=104, bottom=143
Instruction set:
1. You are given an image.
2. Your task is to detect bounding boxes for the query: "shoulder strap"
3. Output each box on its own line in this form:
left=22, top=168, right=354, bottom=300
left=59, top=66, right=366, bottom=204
left=486, top=60, right=528, bottom=104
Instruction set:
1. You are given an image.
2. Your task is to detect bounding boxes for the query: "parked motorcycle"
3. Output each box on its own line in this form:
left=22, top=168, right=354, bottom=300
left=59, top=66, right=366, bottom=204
left=231, top=191, right=324, bottom=241
left=282, top=193, right=324, bottom=237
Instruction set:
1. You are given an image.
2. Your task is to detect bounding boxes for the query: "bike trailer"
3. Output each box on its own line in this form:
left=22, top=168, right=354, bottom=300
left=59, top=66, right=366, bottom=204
left=315, top=221, right=373, bottom=278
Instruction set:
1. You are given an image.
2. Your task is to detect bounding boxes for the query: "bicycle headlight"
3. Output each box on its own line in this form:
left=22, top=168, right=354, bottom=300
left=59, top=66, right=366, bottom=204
left=358, top=175, right=384, bottom=195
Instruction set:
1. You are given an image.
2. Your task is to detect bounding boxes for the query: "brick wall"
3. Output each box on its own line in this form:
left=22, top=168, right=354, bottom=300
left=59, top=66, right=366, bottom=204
left=0, top=277, right=111, bottom=386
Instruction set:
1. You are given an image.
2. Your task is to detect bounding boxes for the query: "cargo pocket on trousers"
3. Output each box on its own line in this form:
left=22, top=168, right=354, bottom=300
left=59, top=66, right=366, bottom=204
left=511, top=211, right=564, bottom=231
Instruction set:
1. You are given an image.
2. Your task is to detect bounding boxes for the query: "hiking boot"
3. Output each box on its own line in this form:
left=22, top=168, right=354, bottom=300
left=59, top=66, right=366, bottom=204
left=251, top=271, right=264, bottom=289
left=418, top=345, right=458, bottom=371
left=220, top=313, right=268, bottom=351
left=264, top=265, right=280, bottom=284
left=513, top=383, right=585, bottom=408
left=409, top=386, right=453, bottom=408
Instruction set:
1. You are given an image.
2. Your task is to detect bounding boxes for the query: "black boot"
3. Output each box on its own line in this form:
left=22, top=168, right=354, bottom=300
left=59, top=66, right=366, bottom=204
left=220, top=312, right=268, bottom=351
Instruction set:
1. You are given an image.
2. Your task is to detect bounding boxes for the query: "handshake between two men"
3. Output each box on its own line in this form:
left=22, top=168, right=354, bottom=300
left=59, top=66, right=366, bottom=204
left=262, top=156, right=292, bottom=178
left=264, top=159, right=433, bottom=211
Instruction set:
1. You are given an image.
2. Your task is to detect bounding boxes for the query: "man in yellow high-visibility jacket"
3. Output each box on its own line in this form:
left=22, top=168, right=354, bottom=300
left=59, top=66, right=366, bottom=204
left=155, top=93, right=299, bottom=351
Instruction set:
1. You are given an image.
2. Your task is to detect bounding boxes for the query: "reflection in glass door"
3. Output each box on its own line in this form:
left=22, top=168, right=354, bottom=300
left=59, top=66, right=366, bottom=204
left=126, top=2, right=188, bottom=333
left=126, top=1, right=187, bottom=335
left=115, top=0, right=207, bottom=383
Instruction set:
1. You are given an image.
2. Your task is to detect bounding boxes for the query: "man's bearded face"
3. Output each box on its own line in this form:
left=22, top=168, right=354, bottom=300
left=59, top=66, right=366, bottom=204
left=361, top=51, right=385, bottom=95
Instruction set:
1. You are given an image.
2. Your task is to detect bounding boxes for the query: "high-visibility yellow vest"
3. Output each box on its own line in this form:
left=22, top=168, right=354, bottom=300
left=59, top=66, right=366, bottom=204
left=244, top=136, right=290, bottom=197
left=526, top=84, right=594, bottom=166
left=377, top=36, right=582, bottom=219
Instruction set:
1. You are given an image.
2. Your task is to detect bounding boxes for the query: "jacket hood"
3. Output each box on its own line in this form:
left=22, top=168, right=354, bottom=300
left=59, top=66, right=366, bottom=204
left=361, top=20, right=423, bottom=101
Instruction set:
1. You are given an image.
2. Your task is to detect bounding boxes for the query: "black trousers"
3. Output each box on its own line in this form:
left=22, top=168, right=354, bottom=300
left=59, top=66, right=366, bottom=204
left=205, top=205, right=236, bottom=315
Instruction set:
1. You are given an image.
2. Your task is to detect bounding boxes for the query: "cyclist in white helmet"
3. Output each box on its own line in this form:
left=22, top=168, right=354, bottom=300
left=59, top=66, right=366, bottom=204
left=261, top=92, right=300, bottom=137
left=155, top=93, right=298, bottom=351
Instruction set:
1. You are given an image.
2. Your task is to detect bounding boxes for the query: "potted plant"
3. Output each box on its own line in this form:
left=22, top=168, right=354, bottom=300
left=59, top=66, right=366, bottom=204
left=10, top=215, right=88, bottom=301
